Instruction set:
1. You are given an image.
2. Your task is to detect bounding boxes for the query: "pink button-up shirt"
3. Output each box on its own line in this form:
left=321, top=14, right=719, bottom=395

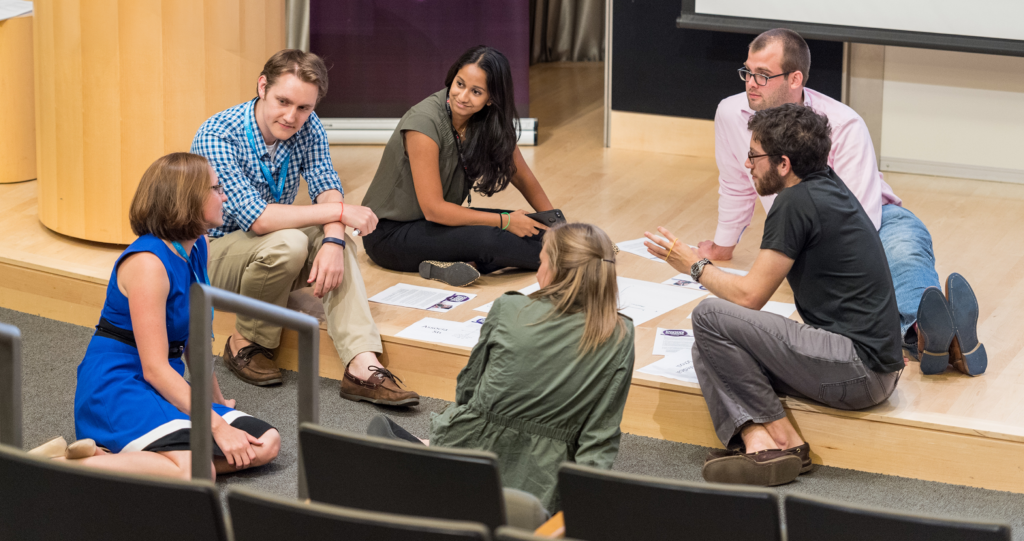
left=713, top=88, right=901, bottom=247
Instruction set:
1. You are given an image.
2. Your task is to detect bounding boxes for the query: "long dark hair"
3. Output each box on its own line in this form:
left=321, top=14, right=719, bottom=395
left=444, top=45, right=519, bottom=197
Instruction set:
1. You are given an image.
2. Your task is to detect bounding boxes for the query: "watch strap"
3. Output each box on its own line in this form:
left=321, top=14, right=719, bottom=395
left=691, top=258, right=712, bottom=283
left=322, top=236, right=346, bottom=249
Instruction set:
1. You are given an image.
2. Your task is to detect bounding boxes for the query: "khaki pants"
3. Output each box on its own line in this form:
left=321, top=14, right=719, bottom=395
left=208, top=226, right=382, bottom=365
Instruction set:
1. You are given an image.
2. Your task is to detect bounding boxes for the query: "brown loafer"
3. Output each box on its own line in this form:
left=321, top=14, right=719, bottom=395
left=784, top=442, right=813, bottom=474
left=701, top=448, right=802, bottom=486
left=223, top=336, right=283, bottom=386
left=340, top=365, right=420, bottom=407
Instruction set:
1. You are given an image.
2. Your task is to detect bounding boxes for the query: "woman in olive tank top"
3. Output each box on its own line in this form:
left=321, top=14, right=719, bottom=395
left=361, top=45, right=557, bottom=287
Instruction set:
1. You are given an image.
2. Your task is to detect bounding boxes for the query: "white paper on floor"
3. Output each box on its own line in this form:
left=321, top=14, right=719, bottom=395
left=474, top=282, right=541, bottom=313
left=395, top=318, right=482, bottom=349
left=638, top=349, right=699, bottom=384
left=662, top=273, right=708, bottom=291
left=369, top=283, right=476, bottom=312
left=617, top=277, right=709, bottom=326
left=616, top=238, right=699, bottom=264
left=652, top=328, right=695, bottom=355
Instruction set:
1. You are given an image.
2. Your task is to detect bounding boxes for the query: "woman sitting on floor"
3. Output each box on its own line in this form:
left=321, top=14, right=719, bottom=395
left=370, top=223, right=635, bottom=512
left=360, top=45, right=557, bottom=287
left=32, top=153, right=280, bottom=478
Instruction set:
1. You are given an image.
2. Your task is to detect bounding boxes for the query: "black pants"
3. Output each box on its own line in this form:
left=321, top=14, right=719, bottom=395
left=363, top=209, right=544, bottom=275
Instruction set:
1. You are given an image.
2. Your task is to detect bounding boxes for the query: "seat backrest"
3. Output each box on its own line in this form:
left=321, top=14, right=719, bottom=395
left=493, top=525, right=584, bottom=541
left=558, top=463, right=781, bottom=541
left=785, top=493, right=1011, bottom=541
left=0, top=444, right=228, bottom=541
left=299, top=422, right=507, bottom=530
left=228, top=487, right=491, bottom=541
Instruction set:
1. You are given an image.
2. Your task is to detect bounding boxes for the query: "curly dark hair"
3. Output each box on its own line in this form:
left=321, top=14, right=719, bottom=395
left=747, top=103, right=832, bottom=179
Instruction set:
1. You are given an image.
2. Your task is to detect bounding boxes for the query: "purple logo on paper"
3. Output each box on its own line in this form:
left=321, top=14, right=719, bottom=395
left=662, top=330, right=690, bottom=337
left=446, top=294, right=470, bottom=303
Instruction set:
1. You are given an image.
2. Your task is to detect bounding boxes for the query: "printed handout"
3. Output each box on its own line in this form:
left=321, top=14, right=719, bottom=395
left=652, top=328, right=695, bottom=356
left=369, top=284, right=476, bottom=312
left=637, top=351, right=699, bottom=384
left=616, top=238, right=698, bottom=264
left=617, top=277, right=709, bottom=326
left=395, top=318, right=483, bottom=349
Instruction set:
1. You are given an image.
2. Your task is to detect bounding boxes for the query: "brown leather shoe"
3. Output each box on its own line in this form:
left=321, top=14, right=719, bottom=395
left=784, top=442, right=813, bottom=473
left=223, top=336, right=283, bottom=386
left=701, top=448, right=802, bottom=486
left=340, top=365, right=420, bottom=407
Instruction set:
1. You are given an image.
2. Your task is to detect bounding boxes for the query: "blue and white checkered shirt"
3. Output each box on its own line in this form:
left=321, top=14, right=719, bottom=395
left=191, top=98, right=344, bottom=238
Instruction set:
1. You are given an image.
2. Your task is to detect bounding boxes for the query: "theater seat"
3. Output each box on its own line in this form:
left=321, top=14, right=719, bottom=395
left=299, top=422, right=507, bottom=531
left=558, top=462, right=781, bottom=541
left=785, top=493, right=1011, bottom=541
left=227, top=487, right=490, bottom=541
left=0, top=444, right=227, bottom=541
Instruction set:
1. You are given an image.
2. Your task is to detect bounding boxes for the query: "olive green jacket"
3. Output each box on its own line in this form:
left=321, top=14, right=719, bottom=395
left=430, top=292, right=636, bottom=511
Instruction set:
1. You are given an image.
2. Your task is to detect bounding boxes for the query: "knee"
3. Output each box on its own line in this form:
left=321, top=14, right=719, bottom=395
left=258, top=429, right=281, bottom=464
left=256, top=230, right=310, bottom=271
left=691, top=298, right=726, bottom=332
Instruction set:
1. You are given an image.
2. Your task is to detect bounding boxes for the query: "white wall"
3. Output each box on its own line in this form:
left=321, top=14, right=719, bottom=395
left=877, top=47, right=1024, bottom=183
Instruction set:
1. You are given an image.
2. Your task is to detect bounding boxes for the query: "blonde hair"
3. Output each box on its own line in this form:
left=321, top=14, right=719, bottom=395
left=129, top=153, right=212, bottom=241
left=531, top=223, right=627, bottom=355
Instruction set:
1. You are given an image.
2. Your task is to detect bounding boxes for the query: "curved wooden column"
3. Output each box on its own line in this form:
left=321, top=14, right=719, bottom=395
left=0, top=15, right=35, bottom=184
left=34, top=0, right=285, bottom=244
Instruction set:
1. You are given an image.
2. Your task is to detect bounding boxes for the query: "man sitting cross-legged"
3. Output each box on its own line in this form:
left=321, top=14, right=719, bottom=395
left=645, top=104, right=903, bottom=486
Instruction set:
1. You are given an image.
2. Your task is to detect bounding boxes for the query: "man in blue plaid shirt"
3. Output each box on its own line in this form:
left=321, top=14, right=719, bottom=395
left=192, top=50, right=419, bottom=407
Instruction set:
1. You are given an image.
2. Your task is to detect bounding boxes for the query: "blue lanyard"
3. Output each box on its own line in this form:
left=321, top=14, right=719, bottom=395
left=244, top=100, right=291, bottom=203
left=171, top=241, right=214, bottom=325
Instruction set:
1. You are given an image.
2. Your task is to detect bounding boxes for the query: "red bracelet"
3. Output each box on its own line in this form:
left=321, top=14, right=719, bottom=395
left=339, top=202, right=345, bottom=226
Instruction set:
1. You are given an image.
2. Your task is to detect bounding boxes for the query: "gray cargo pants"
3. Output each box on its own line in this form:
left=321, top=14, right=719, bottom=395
left=690, top=298, right=901, bottom=447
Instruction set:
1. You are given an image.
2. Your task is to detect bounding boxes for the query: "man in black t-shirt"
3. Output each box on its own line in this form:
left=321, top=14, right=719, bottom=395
left=644, top=104, right=903, bottom=487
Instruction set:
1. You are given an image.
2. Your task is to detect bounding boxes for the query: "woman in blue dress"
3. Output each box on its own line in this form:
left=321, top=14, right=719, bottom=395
left=66, top=152, right=280, bottom=479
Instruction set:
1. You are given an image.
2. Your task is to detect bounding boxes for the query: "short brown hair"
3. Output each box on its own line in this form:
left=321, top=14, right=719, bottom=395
left=129, top=153, right=212, bottom=241
left=259, top=49, right=329, bottom=102
left=750, top=28, right=811, bottom=85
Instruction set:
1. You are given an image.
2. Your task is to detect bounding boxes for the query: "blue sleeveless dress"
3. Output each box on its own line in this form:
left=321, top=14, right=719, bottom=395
left=74, top=234, right=260, bottom=453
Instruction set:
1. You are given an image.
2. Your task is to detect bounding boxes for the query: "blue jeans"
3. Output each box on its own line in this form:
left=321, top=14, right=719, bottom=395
left=879, top=204, right=940, bottom=340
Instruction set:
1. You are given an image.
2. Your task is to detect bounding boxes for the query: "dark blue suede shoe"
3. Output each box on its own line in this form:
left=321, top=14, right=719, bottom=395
left=946, top=273, right=987, bottom=376
left=916, top=286, right=955, bottom=375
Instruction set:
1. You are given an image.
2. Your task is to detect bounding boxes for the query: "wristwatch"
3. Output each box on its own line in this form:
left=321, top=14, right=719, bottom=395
left=691, top=258, right=713, bottom=283
left=322, top=236, right=346, bottom=249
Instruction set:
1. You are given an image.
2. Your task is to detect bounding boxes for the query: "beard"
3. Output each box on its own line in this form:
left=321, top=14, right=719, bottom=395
left=747, top=84, right=789, bottom=111
left=754, top=165, right=787, bottom=196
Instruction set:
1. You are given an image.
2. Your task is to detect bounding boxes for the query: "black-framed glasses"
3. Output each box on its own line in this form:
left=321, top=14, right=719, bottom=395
left=747, top=151, right=780, bottom=162
left=738, top=67, right=793, bottom=87
left=211, top=184, right=225, bottom=194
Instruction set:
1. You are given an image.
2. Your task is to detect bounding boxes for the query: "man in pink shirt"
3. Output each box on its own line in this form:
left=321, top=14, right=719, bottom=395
left=696, top=29, right=985, bottom=376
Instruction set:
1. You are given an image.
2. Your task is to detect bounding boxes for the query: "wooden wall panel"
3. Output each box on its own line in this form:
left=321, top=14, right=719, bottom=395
left=0, top=16, right=36, bottom=184
left=34, top=0, right=285, bottom=244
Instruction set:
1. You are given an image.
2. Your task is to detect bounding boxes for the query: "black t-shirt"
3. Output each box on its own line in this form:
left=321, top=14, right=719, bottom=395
left=761, top=167, right=903, bottom=373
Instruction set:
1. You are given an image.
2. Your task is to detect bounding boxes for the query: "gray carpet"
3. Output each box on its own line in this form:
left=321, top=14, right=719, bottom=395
left=3, top=306, right=1022, bottom=537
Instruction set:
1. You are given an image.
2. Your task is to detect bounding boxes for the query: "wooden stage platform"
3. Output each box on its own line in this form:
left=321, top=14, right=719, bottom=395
left=4, top=63, right=1024, bottom=493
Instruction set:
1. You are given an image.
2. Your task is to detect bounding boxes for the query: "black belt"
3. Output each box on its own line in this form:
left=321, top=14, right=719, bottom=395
left=95, top=318, right=185, bottom=359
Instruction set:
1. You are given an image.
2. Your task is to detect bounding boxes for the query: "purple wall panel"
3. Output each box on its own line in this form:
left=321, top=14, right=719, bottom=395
left=310, top=0, right=530, bottom=118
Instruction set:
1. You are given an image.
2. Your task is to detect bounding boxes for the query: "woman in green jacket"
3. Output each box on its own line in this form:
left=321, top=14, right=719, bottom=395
left=372, top=223, right=635, bottom=511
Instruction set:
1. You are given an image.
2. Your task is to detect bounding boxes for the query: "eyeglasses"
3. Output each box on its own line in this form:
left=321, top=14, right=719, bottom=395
left=738, top=67, right=793, bottom=87
left=747, top=151, right=780, bottom=162
left=211, top=184, right=225, bottom=194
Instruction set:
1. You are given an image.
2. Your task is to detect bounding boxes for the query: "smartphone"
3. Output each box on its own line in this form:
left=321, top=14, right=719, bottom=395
left=525, top=209, right=567, bottom=227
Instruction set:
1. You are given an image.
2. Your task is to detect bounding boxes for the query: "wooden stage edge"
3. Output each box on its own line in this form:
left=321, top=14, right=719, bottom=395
left=3, top=255, right=1024, bottom=495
